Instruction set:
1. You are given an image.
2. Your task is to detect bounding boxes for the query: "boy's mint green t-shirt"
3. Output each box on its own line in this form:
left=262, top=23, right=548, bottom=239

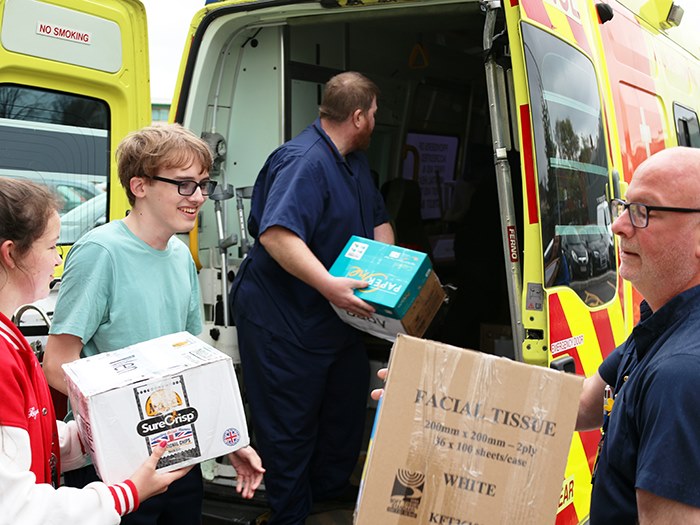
left=50, top=220, right=203, bottom=358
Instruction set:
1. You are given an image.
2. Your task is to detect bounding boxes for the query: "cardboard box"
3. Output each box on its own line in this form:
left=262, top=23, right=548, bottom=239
left=355, top=335, right=583, bottom=525
left=329, top=236, right=445, bottom=341
left=62, top=332, right=249, bottom=484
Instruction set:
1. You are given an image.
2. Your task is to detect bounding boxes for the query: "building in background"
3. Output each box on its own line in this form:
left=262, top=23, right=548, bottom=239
left=152, top=101, right=170, bottom=123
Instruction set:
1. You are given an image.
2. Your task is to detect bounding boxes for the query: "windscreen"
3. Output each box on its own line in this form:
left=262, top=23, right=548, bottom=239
left=522, top=23, right=616, bottom=305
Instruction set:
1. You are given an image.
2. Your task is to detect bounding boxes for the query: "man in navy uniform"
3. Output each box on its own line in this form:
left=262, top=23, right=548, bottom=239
left=230, top=71, right=393, bottom=524
left=576, top=147, right=700, bottom=523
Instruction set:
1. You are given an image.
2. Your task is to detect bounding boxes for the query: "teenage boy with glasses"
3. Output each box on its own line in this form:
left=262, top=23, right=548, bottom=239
left=43, top=124, right=264, bottom=525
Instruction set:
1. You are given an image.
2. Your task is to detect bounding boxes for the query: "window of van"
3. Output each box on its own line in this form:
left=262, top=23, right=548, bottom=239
left=674, top=103, right=700, bottom=148
left=0, top=84, right=109, bottom=243
left=521, top=24, right=616, bottom=305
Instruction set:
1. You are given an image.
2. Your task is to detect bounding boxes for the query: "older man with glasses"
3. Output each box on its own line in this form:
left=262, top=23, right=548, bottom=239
left=610, top=198, right=700, bottom=229
left=576, top=146, right=700, bottom=524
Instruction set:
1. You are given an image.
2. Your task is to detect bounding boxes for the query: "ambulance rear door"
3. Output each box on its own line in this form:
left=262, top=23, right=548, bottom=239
left=500, top=1, right=626, bottom=523
left=0, top=0, right=151, bottom=266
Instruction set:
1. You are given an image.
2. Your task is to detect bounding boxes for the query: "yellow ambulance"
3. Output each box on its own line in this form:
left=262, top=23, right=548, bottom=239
left=2, top=0, right=699, bottom=522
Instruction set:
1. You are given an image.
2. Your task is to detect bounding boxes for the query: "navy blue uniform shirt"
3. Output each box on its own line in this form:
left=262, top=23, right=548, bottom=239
left=592, top=288, right=700, bottom=523
left=231, top=119, right=389, bottom=350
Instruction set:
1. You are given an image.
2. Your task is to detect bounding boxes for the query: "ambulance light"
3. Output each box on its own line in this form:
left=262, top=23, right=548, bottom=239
left=666, top=3, right=684, bottom=28
left=595, top=2, right=614, bottom=24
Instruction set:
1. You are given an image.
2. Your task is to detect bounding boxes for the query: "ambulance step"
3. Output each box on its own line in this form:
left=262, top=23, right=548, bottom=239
left=202, top=499, right=268, bottom=525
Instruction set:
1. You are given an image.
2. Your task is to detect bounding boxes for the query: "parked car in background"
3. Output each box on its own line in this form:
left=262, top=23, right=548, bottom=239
left=59, top=191, right=107, bottom=244
left=557, top=226, right=591, bottom=280
left=53, top=179, right=101, bottom=214
left=1, top=170, right=105, bottom=214
left=554, top=224, right=614, bottom=281
left=582, top=226, right=612, bottom=275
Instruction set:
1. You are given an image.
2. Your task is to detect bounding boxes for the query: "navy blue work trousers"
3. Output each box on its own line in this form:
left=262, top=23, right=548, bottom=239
left=236, top=318, right=369, bottom=525
left=63, top=463, right=203, bottom=525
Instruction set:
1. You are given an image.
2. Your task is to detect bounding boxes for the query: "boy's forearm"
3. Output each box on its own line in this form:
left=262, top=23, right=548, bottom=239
left=43, top=334, right=84, bottom=395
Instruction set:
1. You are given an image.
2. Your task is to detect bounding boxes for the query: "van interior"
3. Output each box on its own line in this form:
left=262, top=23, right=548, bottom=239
left=188, top=1, right=519, bottom=360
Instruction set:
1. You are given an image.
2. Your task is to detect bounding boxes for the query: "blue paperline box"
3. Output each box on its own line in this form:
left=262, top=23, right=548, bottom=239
left=329, top=236, right=433, bottom=318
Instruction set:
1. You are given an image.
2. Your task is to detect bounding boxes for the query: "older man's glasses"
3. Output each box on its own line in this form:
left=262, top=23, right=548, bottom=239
left=152, top=175, right=217, bottom=196
left=610, top=198, right=700, bottom=229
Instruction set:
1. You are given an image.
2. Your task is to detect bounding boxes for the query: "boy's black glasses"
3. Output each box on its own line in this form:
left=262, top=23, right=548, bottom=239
left=152, top=175, right=217, bottom=196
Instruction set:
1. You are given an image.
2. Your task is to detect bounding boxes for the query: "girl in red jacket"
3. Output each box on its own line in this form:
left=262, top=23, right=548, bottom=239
left=0, top=177, right=190, bottom=525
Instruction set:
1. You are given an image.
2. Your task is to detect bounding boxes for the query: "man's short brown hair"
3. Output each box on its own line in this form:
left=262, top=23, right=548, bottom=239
left=319, top=71, right=380, bottom=122
left=116, top=123, right=213, bottom=205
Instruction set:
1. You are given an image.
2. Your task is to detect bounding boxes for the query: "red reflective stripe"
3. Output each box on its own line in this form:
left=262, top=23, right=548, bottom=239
left=569, top=19, right=591, bottom=55
left=510, top=0, right=519, bottom=6
left=556, top=501, right=580, bottom=525
left=520, top=104, right=539, bottom=225
left=579, top=428, right=602, bottom=472
left=548, top=293, right=572, bottom=340
left=591, top=309, right=616, bottom=359
left=521, top=0, right=553, bottom=28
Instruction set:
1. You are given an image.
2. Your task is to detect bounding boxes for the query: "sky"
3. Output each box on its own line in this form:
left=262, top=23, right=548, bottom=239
left=141, top=0, right=700, bottom=103
left=678, top=1, right=699, bottom=22
left=141, top=0, right=203, bottom=103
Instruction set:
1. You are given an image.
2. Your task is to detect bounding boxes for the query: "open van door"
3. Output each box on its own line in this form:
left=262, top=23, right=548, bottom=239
left=499, top=2, right=625, bottom=523
left=0, top=0, right=150, bottom=264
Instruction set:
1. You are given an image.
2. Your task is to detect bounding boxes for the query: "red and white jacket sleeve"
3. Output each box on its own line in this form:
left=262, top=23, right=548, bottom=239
left=0, top=424, right=139, bottom=525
